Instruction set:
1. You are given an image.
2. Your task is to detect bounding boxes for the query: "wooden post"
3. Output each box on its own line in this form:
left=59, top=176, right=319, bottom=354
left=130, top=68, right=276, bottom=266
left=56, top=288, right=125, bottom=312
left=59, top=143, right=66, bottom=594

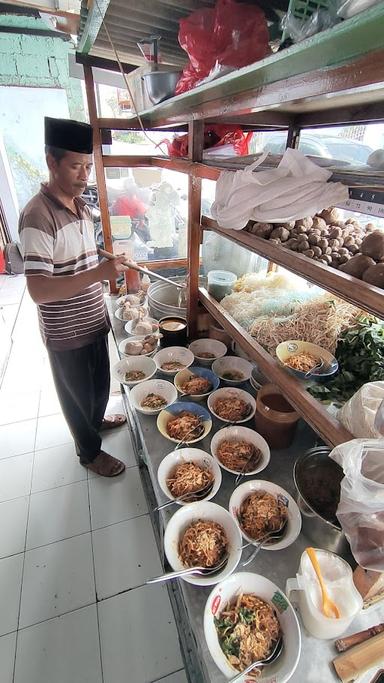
left=187, top=120, right=204, bottom=338
left=83, top=64, right=117, bottom=293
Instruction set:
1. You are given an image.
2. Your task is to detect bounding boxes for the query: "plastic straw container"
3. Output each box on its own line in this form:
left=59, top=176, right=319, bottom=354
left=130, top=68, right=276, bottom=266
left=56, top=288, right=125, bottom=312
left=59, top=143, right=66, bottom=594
left=207, top=271, right=237, bottom=301
left=255, top=384, right=300, bottom=449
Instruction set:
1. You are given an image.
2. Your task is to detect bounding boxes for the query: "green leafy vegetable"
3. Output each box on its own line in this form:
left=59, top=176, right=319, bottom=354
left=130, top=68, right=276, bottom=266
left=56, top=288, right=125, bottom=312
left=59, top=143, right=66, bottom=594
left=309, top=316, right=384, bottom=404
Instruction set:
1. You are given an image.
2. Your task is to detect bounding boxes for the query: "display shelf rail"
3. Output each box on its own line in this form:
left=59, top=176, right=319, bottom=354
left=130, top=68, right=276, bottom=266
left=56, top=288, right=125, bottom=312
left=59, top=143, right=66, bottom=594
left=202, top=217, right=384, bottom=321
left=199, top=286, right=353, bottom=448
left=101, top=154, right=384, bottom=203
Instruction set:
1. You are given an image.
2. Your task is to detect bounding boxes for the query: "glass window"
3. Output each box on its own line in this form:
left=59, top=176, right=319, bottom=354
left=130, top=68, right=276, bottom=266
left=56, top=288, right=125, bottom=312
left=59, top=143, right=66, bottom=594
left=104, top=167, right=188, bottom=261
left=298, top=123, right=384, bottom=166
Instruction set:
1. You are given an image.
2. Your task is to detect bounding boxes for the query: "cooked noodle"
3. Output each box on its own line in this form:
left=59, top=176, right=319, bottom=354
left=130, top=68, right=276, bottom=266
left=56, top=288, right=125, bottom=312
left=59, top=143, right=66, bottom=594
left=239, top=491, right=288, bottom=541
left=214, top=398, right=250, bottom=421
left=178, top=520, right=227, bottom=568
left=217, top=440, right=261, bottom=473
left=181, top=375, right=212, bottom=395
left=215, top=593, right=281, bottom=674
left=167, top=462, right=213, bottom=499
left=285, top=352, right=318, bottom=373
left=167, top=412, right=203, bottom=441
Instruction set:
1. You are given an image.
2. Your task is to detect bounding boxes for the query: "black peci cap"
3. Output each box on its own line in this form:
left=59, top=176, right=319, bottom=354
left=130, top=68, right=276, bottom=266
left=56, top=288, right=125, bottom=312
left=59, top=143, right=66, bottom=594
left=45, top=117, right=93, bottom=154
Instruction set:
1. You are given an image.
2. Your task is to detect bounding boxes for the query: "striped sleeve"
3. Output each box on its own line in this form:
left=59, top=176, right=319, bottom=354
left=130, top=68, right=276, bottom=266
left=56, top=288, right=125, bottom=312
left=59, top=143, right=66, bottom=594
left=19, top=211, right=54, bottom=276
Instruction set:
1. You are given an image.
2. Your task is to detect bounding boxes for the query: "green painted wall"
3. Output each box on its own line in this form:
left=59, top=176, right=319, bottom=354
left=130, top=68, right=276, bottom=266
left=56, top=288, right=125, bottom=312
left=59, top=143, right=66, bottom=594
left=0, top=15, right=85, bottom=121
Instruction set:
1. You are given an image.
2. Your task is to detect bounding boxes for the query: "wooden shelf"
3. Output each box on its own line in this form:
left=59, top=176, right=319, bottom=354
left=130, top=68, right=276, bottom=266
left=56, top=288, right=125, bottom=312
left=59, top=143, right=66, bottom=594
left=202, top=217, right=384, bottom=320
left=95, top=7, right=384, bottom=129
left=199, top=287, right=353, bottom=448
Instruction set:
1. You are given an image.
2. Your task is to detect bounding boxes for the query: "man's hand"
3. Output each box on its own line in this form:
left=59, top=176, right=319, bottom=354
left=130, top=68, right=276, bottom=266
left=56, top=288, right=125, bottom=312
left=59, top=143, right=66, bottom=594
left=97, top=255, right=129, bottom=280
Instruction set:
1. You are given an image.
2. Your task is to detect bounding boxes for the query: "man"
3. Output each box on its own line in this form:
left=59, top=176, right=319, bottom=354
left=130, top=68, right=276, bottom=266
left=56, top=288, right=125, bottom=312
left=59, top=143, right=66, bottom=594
left=19, top=117, right=128, bottom=477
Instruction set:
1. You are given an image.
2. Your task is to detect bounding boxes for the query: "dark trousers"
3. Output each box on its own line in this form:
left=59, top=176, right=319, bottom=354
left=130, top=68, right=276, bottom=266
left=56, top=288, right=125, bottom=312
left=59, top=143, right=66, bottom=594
left=47, top=336, right=110, bottom=464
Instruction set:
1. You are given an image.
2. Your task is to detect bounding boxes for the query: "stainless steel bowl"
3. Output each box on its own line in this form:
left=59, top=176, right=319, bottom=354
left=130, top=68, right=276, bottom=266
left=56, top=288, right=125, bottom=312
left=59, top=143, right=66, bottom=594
left=142, top=71, right=181, bottom=105
left=294, top=446, right=349, bottom=555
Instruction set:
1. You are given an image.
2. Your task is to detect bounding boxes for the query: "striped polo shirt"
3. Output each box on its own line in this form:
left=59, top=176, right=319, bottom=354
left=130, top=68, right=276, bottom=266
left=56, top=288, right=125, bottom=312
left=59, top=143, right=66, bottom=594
left=19, top=184, right=110, bottom=351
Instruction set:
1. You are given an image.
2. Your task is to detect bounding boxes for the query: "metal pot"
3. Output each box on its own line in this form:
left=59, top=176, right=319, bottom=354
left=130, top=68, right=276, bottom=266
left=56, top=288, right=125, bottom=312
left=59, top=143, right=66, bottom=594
left=142, top=71, right=181, bottom=105
left=294, top=446, right=350, bottom=556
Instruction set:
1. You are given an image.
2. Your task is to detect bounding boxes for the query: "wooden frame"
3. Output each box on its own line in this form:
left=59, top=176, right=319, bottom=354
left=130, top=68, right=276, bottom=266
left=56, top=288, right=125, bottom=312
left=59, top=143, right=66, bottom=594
left=82, top=37, right=384, bottom=446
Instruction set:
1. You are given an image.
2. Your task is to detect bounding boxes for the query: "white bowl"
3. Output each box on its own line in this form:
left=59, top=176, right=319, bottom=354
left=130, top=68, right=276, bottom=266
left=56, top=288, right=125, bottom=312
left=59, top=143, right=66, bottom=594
left=204, top=572, right=301, bottom=681
left=229, top=480, right=302, bottom=550
left=210, top=426, right=270, bottom=476
left=154, top=346, right=194, bottom=376
left=129, top=379, right=177, bottom=415
left=124, top=317, right=158, bottom=336
left=157, top=448, right=222, bottom=504
left=157, top=401, right=212, bottom=445
left=114, top=305, right=144, bottom=322
left=174, top=366, right=220, bottom=401
left=189, top=338, right=227, bottom=367
left=163, top=501, right=242, bottom=586
left=118, top=335, right=158, bottom=358
left=112, top=357, right=157, bottom=387
left=212, top=357, right=253, bottom=385
left=208, top=388, right=256, bottom=424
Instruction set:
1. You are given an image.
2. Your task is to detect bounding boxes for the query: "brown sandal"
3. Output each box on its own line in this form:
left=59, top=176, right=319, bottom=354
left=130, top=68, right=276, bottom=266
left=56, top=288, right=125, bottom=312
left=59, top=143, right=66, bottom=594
left=84, top=451, right=126, bottom=477
left=100, top=414, right=127, bottom=431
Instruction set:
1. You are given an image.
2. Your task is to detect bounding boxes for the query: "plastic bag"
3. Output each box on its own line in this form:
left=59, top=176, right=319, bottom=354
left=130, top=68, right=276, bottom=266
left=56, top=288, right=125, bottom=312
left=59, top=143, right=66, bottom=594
left=160, top=125, right=252, bottom=158
left=175, top=0, right=270, bottom=95
left=282, top=1, right=341, bottom=43
left=339, top=381, right=384, bottom=438
left=375, top=399, right=384, bottom=435
left=330, top=439, right=384, bottom=571
left=337, top=0, right=382, bottom=18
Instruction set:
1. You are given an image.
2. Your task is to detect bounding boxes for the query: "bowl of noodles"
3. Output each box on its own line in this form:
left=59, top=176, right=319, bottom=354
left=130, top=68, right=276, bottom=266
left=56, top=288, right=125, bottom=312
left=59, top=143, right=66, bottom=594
left=157, top=401, right=212, bottom=444
left=276, top=340, right=338, bottom=382
left=174, top=366, right=220, bottom=401
left=163, top=501, right=242, bottom=586
left=204, top=572, right=301, bottom=681
left=208, top=388, right=256, bottom=424
left=210, top=426, right=270, bottom=477
left=157, top=448, right=222, bottom=505
left=229, top=480, right=302, bottom=551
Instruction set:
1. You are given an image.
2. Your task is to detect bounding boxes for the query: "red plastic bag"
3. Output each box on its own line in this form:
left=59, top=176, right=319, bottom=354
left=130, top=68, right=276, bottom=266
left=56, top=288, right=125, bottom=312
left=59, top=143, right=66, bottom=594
left=159, top=125, right=252, bottom=158
left=176, top=0, right=270, bottom=95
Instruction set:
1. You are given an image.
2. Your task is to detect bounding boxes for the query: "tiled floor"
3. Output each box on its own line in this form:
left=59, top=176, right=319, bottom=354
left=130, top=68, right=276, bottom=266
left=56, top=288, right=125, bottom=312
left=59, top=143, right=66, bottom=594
left=0, top=276, right=187, bottom=683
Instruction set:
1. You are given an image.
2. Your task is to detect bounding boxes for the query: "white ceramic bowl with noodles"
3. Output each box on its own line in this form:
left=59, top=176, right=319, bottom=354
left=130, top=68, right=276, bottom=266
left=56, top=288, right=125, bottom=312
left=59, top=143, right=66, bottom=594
left=157, top=401, right=212, bottom=445
left=112, top=357, right=156, bottom=387
left=208, top=388, right=256, bottom=424
left=212, top=356, right=253, bottom=385
left=129, top=379, right=177, bottom=416
left=174, top=366, right=220, bottom=401
left=163, top=501, right=242, bottom=587
left=157, top=448, right=222, bottom=505
left=229, top=480, right=301, bottom=550
left=204, top=572, right=301, bottom=681
left=154, top=346, right=194, bottom=376
left=189, top=338, right=227, bottom=367
left=210, top=426, right=270, bottom=476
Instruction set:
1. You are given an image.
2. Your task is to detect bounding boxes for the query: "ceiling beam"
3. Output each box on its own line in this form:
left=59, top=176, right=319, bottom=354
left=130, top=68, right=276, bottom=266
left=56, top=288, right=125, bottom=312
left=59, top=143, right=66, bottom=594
left=78, top=0, right=111, bottom=54
left=75, top=51, right=136, bottom=73
left=0, top=24, right=71, bottom=39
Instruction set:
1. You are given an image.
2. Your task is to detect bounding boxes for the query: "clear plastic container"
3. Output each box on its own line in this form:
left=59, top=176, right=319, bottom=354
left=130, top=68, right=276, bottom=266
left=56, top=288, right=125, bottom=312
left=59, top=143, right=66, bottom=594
left=207, top=270, right=237, bottom=301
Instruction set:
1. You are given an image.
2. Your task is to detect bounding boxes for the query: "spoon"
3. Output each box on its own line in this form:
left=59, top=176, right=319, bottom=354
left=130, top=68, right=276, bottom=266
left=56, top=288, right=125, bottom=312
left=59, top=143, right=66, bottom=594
left=228, top=635, right=283, bottom=683
left=304, top=358, right=325, bottom=379
left=153, top=481, right=214, bottom=511
left=146, top=551, right=229, bottom=584
left=240, top=518, right=288, bottom=568
left=98, top=248, right=186, bottom=289
left=306, top=547, right=340, bottom=619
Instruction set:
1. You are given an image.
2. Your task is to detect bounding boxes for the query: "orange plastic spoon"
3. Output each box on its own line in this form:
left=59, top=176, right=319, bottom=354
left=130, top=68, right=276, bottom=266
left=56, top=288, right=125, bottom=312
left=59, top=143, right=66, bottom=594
left=306, top=547, right=341, bottom=619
